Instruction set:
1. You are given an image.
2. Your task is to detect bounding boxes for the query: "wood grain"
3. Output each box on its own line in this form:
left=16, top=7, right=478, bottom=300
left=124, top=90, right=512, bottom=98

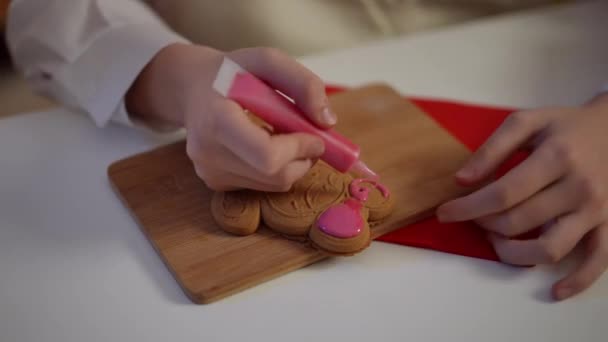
left=108, top=84, right=472, bottom=304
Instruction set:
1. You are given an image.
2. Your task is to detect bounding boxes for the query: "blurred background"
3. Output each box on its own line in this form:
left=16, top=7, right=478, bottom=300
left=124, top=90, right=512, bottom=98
left=0, top=0, right=569, bottom=118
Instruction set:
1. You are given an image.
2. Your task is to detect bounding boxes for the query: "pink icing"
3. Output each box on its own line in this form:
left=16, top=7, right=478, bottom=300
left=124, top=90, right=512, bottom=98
left=348, top=179, right=390, bottom=201
left=317, top=199, right=364, bottom=238
left=316, top=178, right=391, bottom=239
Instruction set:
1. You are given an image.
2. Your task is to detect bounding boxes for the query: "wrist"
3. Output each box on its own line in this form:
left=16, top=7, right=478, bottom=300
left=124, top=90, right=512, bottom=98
left=126, top=42, right=222, bottom=127
left=125, top=43, right=188, bottom=127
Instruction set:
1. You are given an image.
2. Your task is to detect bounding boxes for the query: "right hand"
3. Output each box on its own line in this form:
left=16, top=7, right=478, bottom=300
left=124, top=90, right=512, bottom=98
left=126, top=43, right=337, bottom=192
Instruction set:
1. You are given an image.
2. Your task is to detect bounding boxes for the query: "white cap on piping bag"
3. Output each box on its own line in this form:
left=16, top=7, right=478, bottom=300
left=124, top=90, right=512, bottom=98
left=213, top=57, right=246, bottom=97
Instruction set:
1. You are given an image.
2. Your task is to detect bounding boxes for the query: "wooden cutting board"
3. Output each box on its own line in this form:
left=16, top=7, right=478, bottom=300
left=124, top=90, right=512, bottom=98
left=108, top=84, right=472, bottom=304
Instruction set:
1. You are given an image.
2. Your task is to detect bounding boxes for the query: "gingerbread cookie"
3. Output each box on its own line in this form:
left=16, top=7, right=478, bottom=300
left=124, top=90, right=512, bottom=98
left=211, top=161, right=394, bottom=255
left=211, top=190, right=260, bottom=236
left=260, top=162, right=351, bottom=238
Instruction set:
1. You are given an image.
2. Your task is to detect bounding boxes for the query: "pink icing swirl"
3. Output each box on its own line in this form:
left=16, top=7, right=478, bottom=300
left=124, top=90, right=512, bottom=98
left=348, top=178, right=390, bottom=202
left=316, top=178, right=390, bottom=239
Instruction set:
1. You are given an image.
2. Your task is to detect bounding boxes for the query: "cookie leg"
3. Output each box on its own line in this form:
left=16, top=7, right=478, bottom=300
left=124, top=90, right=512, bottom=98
left=309, top=221, right=371, bottom=256
left=211, top=191, right=261, bottom=235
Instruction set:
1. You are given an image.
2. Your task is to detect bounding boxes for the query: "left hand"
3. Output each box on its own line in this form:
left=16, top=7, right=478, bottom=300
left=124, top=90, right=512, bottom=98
left=437, top=92, right=608, bottom=301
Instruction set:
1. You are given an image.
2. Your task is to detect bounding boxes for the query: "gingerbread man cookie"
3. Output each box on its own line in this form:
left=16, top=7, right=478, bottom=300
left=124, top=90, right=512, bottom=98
left=210, top=161, right=394, bottom=255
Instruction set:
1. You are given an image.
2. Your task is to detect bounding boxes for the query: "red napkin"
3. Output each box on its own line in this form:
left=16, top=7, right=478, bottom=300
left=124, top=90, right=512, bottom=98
left=326, top=85, right=524, bottom=262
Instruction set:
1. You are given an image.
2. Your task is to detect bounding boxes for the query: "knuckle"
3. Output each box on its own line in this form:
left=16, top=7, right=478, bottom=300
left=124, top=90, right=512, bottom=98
left=491, top=185, right=513, bottom=209
left=494, top=214, right=518, bottom=237
left=274, top=181, right=293, bottom=193
left=203, top=177, right=225, bottom=192
left=210, top=108, right=230, bottom=133
left=303, top=79, right=326, bottom=111
left=194, top=166, right=211, bottom=184
left=304, top=74, right=324, bottom=95
left=197, top=100, right=223, bottom=132
left=538, top=236, right=565, bottom=263
left=549, top=139, right=577, bottom=168
left=194, top=168, right=205, bottom=181
left=567, top=276, right=593, bottom=294
left=194, top=166, right=207, bottom=180
left=193, top=162, right=225, bottom=191
left=275, top=171, right=295, bottom=191
left=186, top=140, right=201, bottom=161
left=579, top=177, right=606, bottom=208
left=257, top=149, right=281, bottom=176
left=505, top=111, right=532, bottom=130
left=192, top=146, right=214, bottom=166
left=474, top=145, right=492, bottom=163
left=257, top=47, right=286, bottom=63
left=205, top=182, right=223, bottom=192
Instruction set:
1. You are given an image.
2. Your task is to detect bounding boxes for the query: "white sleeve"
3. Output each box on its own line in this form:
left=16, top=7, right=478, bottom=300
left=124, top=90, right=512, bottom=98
left=6, top=0, right=189, bottom=128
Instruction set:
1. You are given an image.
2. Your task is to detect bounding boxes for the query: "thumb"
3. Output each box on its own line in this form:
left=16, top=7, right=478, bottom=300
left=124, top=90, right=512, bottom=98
left=271, top=133, right=325, bottom=166
left=229, top=47, right=337, bottom=128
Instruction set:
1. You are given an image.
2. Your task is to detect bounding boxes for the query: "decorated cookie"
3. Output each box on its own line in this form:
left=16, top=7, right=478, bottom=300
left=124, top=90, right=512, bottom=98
left=309, top=179, right=390, bottom=255
left=210, top=161, right=394, bottom=255
left=260, top=162, right=351, bottom=238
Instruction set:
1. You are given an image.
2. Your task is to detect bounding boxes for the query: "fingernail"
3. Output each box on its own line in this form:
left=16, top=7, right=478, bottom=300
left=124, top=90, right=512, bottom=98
left=456, top=166, right=474, bottom=179
left=321, top=107, right=337, bottom=126
left=555, top=287, right=573, bottom=300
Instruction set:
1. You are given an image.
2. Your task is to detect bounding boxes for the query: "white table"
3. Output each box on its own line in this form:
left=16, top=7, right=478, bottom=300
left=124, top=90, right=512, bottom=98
left=2, top=2, right=608, bottom=341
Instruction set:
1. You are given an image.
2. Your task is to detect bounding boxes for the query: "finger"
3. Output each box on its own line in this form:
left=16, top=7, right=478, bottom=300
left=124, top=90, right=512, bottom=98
left=437, top=142, right=565, bottom=222
left=456, top=109, right=555, bottom=184
left=214, top=100, right=325, bottom=175
left=553, top=225, right=608, bottom=300
left=196, top=143, right=313, bottom=188
left=192, top=142, right=314, bottom=191
left=261, top=159, right=314, bottom=192
left=490, top=208, right=598, bottom=266
left=475, top=176, right=580, bottom=237
left=196, top=164, right=306, bottom=193
left=229, top=48, right=336, bottom=127
left=268, top=133, right=326, bottom=165
left=230, top=157, right=313, bottom=192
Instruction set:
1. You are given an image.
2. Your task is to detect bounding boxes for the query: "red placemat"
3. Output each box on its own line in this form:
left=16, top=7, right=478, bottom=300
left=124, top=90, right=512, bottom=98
left=326, top=85, right=524, bottom=262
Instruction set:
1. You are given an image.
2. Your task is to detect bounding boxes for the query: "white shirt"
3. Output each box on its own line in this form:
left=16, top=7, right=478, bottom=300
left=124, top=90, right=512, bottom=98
left=7, top=0, right=188, bottom=129
left=8, top=0, right=608, bottom=129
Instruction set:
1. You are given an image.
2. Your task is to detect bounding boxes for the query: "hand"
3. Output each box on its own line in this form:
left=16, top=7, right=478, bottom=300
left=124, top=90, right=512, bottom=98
left=437, top=92, right=608, bottom=300
left=126, top=43, right=336, bottom=192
